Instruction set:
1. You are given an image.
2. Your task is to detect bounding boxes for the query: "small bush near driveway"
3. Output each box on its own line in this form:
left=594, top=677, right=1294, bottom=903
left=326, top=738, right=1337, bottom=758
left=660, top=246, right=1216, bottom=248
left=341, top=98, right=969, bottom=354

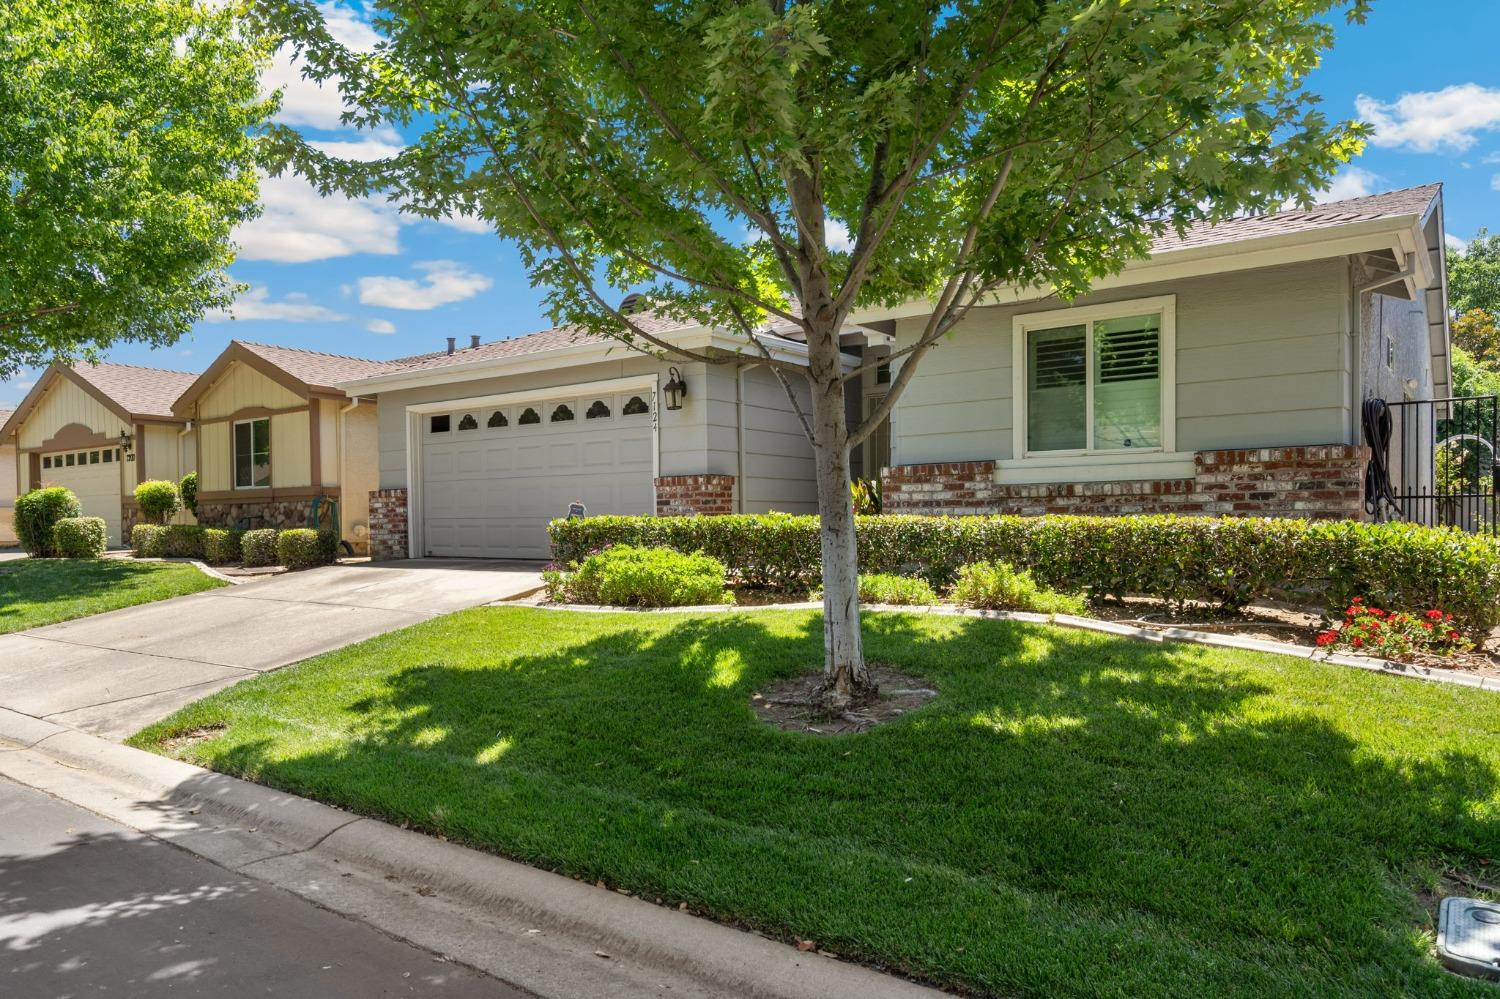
left=135, top=607, right=1500, bottom=998
left=276, top=528, right=338, bottom=570
left=201, top=528, right=242, bottom=566
left=52, top=516, right=107, bottom=559
left=544, top=544, right=732, bottom=606
left=241, top=529, right=278, bottom=567
left=13, top=486, right=81, bottom=556
left=951, top=561, right=1086, bottom=615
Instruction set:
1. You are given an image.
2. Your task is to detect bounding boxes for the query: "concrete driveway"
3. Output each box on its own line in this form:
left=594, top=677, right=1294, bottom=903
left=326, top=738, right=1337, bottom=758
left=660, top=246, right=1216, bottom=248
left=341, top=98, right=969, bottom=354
left=0, top=559, right=541, bottom=739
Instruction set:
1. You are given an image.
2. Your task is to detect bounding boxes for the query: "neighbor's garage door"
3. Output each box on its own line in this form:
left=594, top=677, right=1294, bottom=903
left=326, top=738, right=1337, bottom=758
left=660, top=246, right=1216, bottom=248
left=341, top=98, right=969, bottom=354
left=420, top=389, right=655, bottom=559
left=40, top=446, right=123, bottom=545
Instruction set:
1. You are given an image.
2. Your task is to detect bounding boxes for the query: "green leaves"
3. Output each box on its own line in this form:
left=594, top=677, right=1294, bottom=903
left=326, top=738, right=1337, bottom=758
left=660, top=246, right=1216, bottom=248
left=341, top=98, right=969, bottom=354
left=0, top=0, right=274, bottom=376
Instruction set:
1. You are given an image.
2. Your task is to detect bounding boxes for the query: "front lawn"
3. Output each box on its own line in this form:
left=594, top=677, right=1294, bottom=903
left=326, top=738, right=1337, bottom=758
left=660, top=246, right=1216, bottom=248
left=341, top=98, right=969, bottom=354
left=132, top=607, right=1500, bottom=997
left=0, top=558, right=226, bottom=633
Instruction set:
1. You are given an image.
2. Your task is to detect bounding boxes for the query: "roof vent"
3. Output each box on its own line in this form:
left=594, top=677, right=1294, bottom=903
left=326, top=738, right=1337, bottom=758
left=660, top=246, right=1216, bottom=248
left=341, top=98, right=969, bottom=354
left=446, top=336, right=456, bottom=356
left=470, top=335, right=481, bottom=349
left=619, top=292, right=646, bottom=315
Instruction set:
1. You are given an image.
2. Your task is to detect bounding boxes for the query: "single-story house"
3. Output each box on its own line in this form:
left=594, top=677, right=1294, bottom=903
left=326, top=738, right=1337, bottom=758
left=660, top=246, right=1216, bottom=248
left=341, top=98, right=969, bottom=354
left=853, top=183, right=1450, bottom=519
left=337, top=320, right=875, bottom=559
left=0, top=363, right=199, bottom=546
left=0, top=408, right=16, bottom=547
left=169, top=341, right=386, bottom=552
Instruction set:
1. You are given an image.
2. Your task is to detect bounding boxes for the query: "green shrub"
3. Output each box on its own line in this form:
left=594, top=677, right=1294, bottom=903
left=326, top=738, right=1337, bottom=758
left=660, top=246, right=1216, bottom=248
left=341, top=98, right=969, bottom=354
left=242, top=528, right=279, bottom=567
left=856, top=573, right=936, bottom=605
left=53, top=517, right=107, bottom=558
left=162, top=524, right=205, bottom=558
left=549, top=514, right=1500, bottom=635
left=131, top=523, right=168, bottom=558
left=134, top=480, right=181, bottom=524
left=951, top=561, right=1087, bottom=615
left=179, top=471, right=198, bottom=515
left=276, top=528, right=338, bottom=570
left=13, top=487, right=82, bottom=556
left=546, top=545, right=732, bottom=607
left=201, top=529, right=242, bottom=565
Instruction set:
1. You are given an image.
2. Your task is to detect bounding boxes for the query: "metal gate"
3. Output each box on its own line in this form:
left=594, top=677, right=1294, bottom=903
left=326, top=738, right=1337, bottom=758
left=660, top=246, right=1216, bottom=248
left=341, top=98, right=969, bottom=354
left=1376, top=395, right=1499, bottom=534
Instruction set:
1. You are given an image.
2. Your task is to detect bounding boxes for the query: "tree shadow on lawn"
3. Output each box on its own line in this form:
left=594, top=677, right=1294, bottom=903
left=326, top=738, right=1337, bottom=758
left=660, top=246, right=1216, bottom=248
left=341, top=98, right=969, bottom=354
left=160, top=609, right=1500, bottom=998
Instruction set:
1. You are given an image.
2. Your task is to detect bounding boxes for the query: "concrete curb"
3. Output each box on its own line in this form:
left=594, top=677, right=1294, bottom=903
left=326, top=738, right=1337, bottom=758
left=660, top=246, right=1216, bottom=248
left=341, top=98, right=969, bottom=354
left=0, top=714, right=942, bottom=999
left=525, top=601, right=1500, bottom=694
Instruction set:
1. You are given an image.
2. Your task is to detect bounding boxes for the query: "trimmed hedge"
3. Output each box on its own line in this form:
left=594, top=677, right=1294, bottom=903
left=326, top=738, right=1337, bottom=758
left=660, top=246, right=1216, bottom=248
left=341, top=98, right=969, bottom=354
left=163, top=524, right=205, bottom=558
left=53, top=517, right=108, bottom=559
left=276, top=528, right=338, bottom=570
left=134, top=479, right=181, bottom=524
left=202, top=529, right=242, bottom=566
left=180, top=472, right=198, bottom=515
left=131, top=523, right=168, bottom=558
left=14, top=486, right=82, bottom=556
left=549, top=514, right=1500, bottom=634
left=242, top=529, right=279, bottom=568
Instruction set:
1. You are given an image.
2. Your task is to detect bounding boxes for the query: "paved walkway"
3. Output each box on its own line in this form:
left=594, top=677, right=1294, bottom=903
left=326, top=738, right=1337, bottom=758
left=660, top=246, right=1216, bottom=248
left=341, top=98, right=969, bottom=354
left=0, top=775, right=522, bottom=998
left=0, top=559, right=541, bottom=739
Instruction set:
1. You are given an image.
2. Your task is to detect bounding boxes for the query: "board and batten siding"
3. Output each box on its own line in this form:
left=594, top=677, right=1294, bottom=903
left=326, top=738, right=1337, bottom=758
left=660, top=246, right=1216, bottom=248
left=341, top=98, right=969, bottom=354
left=196, top=362, right=302, bottom=420
left=889, top=258, right=1353, bottom=471
left=200, top=414, right=312, bottom=492
left=17, top=378, right=130, bottom=449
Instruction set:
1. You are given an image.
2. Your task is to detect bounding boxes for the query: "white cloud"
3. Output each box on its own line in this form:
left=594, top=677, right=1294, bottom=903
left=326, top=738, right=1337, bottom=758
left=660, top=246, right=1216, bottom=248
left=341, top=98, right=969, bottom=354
left=1316, top=166, right=1380, bottom=203
left=1357, top=84, right=1500, bottom=153
left=356, top=261, right=493, bottom=310
left=1493, top=174, right=1500, bottom=193
left=826, top=219, right=855, bottom=252
left=264, top=2, right=380, bottom=130
left=437, top=212, right=492, bottom=234
left=236, top=173, right=401, bottom=262
left=1447, top=233, right=1468, bottom=255
left=366, top=318, right=397, bottom=334
left=308, top=126, right=404, bottom=163
left=206, top=285, right=350, bottom=323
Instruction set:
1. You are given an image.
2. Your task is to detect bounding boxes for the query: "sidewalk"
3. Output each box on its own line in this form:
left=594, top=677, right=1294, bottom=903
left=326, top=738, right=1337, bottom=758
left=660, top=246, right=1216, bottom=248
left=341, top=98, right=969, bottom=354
left=0, top=708, right=944, bottom=999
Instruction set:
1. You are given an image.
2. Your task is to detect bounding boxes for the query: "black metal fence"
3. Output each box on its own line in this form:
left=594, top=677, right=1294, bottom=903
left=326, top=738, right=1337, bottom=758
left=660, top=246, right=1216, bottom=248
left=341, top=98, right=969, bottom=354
left=1380, top=395, right=1499, bottom=534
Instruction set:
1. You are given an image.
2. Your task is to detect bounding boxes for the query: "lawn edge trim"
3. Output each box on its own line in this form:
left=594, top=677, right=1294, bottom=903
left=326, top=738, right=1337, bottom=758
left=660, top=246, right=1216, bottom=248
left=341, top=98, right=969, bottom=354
left=525, top=601, right=1500, bottom=694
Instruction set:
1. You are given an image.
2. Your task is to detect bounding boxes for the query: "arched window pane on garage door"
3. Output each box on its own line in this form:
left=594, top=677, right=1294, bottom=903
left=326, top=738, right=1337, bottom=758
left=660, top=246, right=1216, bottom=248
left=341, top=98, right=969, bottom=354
left=550, top=404, right=574, bottom=423
left=519, top=407, right=540, bottom=425
left=586, top=400, right=610, bottom=420
left=488, top=411, right=508, bottom=428
left=623, top=395, right=649, bottom=416
left=457, top=413, right=479, bottom=431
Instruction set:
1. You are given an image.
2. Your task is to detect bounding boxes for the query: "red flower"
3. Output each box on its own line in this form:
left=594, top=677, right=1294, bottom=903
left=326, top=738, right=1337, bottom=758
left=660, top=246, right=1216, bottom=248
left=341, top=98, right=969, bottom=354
left=1352, top=638, right=1364, bottom=648
left=1315, top=631, right=1337, bottom=647
left=1422, top=621, right=1434, bottom=630
left=1350, top=597, right=1363, bottom=605
left=1426, top=609, right=1445, bottom=620
left=1369, top=620, right=1381, bottom=630
left=1448, top=630, right=1461, bottom=641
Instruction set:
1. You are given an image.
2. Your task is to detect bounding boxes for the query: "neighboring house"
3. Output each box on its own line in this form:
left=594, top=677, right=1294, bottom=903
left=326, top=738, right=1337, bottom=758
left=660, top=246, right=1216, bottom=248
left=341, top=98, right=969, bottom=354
left=0, top=409, right=15, bottom=547
left=170, top=341, right=387, bottom=552
left=337, top=319, right=874, bottom=560
left=0, top=363, right=198, bottom=546
left=848, top=184, right=1450, bottom=519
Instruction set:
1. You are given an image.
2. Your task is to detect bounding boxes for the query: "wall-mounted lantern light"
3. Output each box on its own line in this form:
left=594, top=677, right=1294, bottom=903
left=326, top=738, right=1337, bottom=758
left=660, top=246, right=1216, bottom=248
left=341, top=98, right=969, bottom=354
left=663, top=367, right=687, bottom=411
left=118, top=431, right=136, bottom=462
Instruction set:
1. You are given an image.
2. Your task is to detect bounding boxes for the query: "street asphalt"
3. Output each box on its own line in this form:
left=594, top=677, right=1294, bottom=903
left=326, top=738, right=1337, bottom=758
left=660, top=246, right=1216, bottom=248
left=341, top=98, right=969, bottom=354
left=0, top=775, right=527, bottom=998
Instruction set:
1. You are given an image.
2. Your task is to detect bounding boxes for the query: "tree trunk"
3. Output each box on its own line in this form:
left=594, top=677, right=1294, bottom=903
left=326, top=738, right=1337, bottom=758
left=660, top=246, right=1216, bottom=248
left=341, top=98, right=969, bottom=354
left=806, top=331, right=870, bottom=708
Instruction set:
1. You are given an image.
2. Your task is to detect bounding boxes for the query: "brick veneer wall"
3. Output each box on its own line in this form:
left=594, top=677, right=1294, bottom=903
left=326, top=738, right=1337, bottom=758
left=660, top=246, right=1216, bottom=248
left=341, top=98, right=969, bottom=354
left=368, top=487, right=409, bottom=560
left=655, top=474, right=735, bottom=516
left=882, top=445, right=1369, bottom=520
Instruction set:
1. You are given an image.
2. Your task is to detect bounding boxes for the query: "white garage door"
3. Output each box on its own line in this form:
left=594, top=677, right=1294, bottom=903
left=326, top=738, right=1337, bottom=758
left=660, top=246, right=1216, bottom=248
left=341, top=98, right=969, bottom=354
left=40, top=446, right=123, bottom=546
left=420, top=390, right=655, bottom=559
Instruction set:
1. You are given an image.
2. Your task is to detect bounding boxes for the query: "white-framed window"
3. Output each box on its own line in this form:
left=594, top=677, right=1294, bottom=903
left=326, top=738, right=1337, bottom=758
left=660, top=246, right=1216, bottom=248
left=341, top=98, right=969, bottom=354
left=233, top=417, right=271, bottom=489
left=1012, top=295, right=1175, bottom=458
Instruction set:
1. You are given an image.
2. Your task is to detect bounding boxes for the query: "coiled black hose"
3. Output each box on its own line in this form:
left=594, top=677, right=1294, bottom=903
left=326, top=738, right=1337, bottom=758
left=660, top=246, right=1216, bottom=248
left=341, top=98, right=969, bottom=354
left=1362, top=397, right=1400, bottom=519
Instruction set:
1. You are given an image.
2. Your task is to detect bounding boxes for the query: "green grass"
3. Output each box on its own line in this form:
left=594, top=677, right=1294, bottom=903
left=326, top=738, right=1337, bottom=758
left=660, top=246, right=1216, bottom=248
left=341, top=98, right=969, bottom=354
left=0, top=558, right=226, bottom=633
left=131, top=608, right=1500, bottom=997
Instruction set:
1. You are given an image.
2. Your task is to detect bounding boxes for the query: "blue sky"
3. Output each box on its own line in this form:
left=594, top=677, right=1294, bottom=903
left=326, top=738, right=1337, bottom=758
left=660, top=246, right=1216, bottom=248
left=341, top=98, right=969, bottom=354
left=5, top=1, right=1500, bottom=408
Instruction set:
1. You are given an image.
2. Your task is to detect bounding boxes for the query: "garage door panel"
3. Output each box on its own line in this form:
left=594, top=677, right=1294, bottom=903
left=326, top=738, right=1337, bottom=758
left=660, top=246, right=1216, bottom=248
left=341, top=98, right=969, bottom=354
left=422, top=406, right=653, bottom=558
left=40, top=448, right=123, bottom=546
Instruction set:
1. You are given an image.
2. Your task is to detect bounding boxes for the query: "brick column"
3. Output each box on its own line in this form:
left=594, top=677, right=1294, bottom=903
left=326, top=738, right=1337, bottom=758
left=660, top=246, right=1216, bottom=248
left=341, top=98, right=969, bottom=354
left=655, top=474, right=735, bottom=516
left=368, top=487, right=409, bottom=559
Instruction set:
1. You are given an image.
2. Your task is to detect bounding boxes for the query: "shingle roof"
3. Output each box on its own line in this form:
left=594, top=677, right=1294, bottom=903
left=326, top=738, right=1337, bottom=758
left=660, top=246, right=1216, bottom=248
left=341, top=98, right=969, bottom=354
left=235, top=341, right=401, bottom=391
left=1153, top=183, right=1441, bottom=254
left=384, top=312, right=698, bottom=374
left=72, top=362, right=197, bottom=419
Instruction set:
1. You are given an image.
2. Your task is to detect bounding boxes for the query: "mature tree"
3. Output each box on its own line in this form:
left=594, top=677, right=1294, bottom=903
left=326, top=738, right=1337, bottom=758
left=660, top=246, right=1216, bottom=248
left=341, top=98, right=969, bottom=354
left=1453, top=308, right=1500, bottom=369
left=1450, top=228, right=1500, bottom=320
left=267, top=0, right=1368, bottom=705
left=0, top=0, right=274, bottom=377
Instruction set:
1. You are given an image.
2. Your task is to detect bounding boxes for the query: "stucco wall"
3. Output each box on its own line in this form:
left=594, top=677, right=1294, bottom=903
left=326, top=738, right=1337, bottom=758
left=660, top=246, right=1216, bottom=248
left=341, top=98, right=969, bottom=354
left=887, top=258, right=1354, bottom=473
